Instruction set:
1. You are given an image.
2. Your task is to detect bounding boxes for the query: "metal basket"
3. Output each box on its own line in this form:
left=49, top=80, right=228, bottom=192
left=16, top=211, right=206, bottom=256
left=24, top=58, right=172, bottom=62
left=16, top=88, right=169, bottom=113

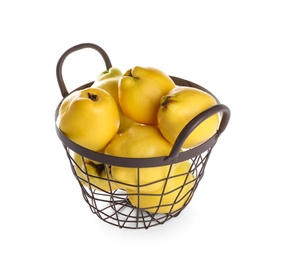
left=54, top=43, right=231, bottom=229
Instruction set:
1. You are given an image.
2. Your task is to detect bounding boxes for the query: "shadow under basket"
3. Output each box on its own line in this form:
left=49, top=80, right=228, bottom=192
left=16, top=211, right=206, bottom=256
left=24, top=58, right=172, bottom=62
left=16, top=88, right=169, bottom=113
left=54, top=43, right=231, bottom=229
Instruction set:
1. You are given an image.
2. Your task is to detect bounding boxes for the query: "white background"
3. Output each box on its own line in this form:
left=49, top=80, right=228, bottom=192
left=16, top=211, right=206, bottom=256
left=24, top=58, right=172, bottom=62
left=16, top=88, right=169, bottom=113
left=1, top=0, right=282, bottom=259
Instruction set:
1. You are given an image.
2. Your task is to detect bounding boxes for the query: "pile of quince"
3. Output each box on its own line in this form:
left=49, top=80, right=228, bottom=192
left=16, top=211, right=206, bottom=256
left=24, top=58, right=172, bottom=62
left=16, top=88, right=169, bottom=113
left=57, top=66, right=219, bottom=214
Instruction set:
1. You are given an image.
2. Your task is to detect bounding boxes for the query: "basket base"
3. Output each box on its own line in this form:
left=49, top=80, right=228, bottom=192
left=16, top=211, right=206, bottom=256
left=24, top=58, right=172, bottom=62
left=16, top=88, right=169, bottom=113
left=80, top=187, right=194, bottom=229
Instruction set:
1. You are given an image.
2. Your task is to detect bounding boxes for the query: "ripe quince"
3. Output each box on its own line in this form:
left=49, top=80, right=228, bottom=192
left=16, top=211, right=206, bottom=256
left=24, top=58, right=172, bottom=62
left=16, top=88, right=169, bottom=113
left=94, top=67, right=137, bottom=133
left=118, top=66, right=176, bottom=125
left=72, top=152, right=117, bottom=192
left=57, top=87, right=120, bottom=151
left=158, top=86, right=219, bottom=149
left=127, top=160, right=196, bottom=214
left=104, top=124, right=175, bottom=193
left=95, top=67, right=123, bottom=82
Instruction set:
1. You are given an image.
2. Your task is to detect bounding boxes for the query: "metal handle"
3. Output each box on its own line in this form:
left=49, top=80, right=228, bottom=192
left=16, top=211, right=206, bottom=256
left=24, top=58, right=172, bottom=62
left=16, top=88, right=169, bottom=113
left=56, top=43, right=112, bottom=98
left=166, top=104, right=231, bottom=162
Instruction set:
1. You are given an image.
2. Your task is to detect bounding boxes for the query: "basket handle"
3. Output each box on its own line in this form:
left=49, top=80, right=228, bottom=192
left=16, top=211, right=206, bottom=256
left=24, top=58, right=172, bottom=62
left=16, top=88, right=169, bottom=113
left=166, top=104, right=231, bottom=162
left=56, top=43, right=112, bottom=98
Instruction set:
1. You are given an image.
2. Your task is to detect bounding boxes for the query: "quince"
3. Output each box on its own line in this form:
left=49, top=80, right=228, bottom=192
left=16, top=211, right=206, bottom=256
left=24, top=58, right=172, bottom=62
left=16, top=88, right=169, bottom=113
left=104, top=124, right=175, bottom=193
left=72, top=152, right=117, bottom=192
left=95, top=67, right=123, bottom=81
left=57, top=87, right=120, bottom=151
left=158, top=86, right=219, bottom=149
left=127, top=160, right=196, bottom=214
left=118, top=66, right=175, bottom=125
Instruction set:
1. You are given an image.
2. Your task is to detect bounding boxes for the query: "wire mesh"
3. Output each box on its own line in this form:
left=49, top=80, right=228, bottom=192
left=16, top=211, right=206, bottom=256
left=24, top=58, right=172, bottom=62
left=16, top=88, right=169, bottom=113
left=63, top=144, right=213, bottom=229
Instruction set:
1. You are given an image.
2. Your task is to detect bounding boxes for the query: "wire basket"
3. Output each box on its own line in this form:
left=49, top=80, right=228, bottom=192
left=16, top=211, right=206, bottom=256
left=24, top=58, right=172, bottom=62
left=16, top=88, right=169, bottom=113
left=54, top=43, right=231, bottom=229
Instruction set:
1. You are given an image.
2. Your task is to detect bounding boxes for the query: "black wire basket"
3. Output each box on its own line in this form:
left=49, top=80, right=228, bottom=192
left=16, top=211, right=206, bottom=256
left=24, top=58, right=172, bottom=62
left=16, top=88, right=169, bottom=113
left=54, top=43, right=231, bottom=229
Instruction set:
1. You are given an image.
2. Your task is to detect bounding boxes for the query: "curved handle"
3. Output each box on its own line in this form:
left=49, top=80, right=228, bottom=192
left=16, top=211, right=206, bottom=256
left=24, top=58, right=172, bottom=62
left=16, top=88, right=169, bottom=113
left=56, top=43, right=113, bottom=98
left=167, top=104, right=231, bottom=161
